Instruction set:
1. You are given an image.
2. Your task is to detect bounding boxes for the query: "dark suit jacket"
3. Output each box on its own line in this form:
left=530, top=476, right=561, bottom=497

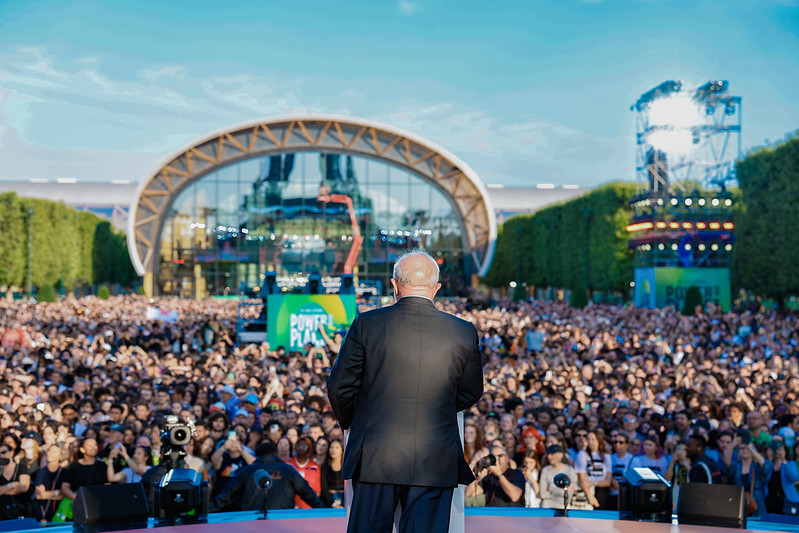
left=327, top=296, right=483, bottom=488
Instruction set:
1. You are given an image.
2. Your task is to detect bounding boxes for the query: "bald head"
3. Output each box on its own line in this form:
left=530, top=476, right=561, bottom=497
left=391, top=250, right=441, bottom=300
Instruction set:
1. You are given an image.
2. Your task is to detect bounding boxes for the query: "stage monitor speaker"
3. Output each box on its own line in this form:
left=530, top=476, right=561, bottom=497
left=73, top=482, right=149, bottom=525
left=677, top=482, right=745, bottom=529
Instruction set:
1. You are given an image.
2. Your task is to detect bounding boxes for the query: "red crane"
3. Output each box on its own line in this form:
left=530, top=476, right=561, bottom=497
left=317, top=187, right=363, bottom=275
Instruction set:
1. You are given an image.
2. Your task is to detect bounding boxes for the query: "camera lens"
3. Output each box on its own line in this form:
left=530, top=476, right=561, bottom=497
left=174, top=429, right=187, bottom=442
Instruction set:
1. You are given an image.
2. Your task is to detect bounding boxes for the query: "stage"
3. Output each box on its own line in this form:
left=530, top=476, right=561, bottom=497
left=16, top=509, right=799, bottom=533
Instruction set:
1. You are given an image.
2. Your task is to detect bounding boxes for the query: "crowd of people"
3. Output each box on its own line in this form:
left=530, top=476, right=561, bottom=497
left=0, top=294, right=798, bottom=523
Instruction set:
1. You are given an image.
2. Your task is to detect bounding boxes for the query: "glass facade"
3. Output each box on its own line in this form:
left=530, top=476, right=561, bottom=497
left=157, top=152, right=469, bottom=297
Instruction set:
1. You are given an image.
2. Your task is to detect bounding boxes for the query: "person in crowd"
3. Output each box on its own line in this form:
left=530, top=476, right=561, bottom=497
left=0, top=442, right=31, bottom=520
left=210, top=431, right=255, bottom=503
left=731, top=442, right=773, bottom=518
left=712, top=430, right=738, bottom=484
left=60, top=437, right=107, bottom=500
left=627, top=435, right=669, bottom=475
left=320, top=438, right=344, bottom=508
left=766, top=437, right=787, bottom=514
left=781, top=440, right=799, bottom=515
left=314, top=436, right=329, bottom=467
left=276, top=437, right=293, bottom=462
left=685, top=434, right=721, bottom=483
left=106, top=445, right=151, bottom=484
left=465, top=422, right=490, bottom=471
left=465, top=444, right=525, bottom=507
left=575, top=430, right=613, bottom=510
left=210, top=440, right=322, bottom=512
left=286, top=437, right=321, bottom=509
left=33, top=445, right=66, bottom=523
left=521, top=449, right=542, bottom=508
left=609, top=432, right=634, bottom=507
left=747, top=411, right=773, bottom=447
left=539, top=444, right=580, bottom=510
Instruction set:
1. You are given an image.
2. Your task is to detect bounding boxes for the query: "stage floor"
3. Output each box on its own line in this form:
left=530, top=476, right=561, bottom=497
left=27, top=509, right=798, bottom=533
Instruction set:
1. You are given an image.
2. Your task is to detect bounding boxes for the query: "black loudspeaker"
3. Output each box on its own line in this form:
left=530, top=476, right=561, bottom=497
left=677, top=483, right=746, bottom=529
left=73, top=482, right=149, bottom=525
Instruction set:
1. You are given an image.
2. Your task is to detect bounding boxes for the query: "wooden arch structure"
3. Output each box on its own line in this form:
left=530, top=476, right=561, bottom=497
left=127, top=114, right=497, bottom=294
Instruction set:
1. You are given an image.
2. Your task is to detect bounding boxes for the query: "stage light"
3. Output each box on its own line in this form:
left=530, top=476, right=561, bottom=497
left=657, top=198, right=664, bottom=205
left=725, top=103, right=736, bottom=115
left=670, top=198, right=678, bottom=206
left=685, top=198, right=693, bottom=206
left=671, top=244, right=678, bottom=251
left=649, top=95, right=701, bottom=128
left=696, top=222, right=707, bottom=229
left=658, top=243, right=665, bottom=250
left=685, top=244, right=691, bottom=250
left=626, top=222, right=654, bottom=232
left=709, top=222, right=721, bottom=229
left=648, top=129, right=695, bottom=154
left=725, top=199, right=732, bottom=206
left=712, top=198, right=720, bottom=206
left=669, top=222, right=680, bottom=229
left=656, top=221, right=667, bottom=229
left=725, top=244, right=733, bottom=251
left=509, top=281, right=517, bottom=288
left=711, top=244, right=719, bottom=251
left=698, top=244, right=706, bottom=251
left=682, top=222, right=692, bottom=229
left=698, top=198, right=706, bottom=206
left=723, top=222, right=734, bottom=230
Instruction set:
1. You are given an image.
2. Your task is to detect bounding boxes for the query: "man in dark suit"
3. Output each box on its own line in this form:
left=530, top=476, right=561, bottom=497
left=328, top=250, right=484, bottom=533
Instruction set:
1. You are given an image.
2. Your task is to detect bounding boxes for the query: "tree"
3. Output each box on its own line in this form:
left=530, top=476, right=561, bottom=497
left=483, top=182, right=638, bottom=294
left=733, top=134, right=799, bottom=304
left=0, top=193, right=26, bottom=289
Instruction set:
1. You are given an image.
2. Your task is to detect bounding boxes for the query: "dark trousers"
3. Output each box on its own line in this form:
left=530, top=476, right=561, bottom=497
left=348, top=481, right=453, bottom=533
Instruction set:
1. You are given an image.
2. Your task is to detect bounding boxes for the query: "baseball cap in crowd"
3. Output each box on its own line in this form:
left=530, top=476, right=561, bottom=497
left=266, top=398, right=283, bottom=410
left=21, top=431, right=43, bottom=445
left=244, top=393, right=259, bottom=405
left=545, top=444, right=564, bottom=455
left=234, top=408, right=249, bottom=418
left=109, top=423, right=124, bottom=433
left=208, top=402, right=226, bottom=413
left=220, top=385, right=236, bottom=397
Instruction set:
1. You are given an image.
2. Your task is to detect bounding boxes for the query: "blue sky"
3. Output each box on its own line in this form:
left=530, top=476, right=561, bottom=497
left=0, top=0, right=797, bottom=187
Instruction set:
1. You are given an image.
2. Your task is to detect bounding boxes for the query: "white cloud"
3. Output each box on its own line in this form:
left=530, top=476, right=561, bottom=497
left=397, top=0, right=422, bottom=16
left=0, top=45, right=623, bottom=187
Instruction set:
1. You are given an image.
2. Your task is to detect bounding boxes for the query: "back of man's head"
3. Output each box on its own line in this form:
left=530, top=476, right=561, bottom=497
left=393, top=250, right=439, bottom=288
left=256, top=439, right=277, bottom=457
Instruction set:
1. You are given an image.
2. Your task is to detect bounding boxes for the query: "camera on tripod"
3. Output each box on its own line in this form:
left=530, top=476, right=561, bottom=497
left=163, top=417, right=194, bottom=448
left=146, top=416, right=208, bottom=525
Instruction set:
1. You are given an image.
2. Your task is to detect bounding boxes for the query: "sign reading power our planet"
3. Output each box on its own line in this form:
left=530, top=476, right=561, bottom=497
left=267, top=294, right=358, bottom=352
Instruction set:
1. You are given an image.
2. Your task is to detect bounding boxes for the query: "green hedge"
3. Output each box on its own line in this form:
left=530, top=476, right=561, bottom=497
left=733, top=134, right=799, bottom=302
left=483, top=181, right=638, bottom=293
left=0, top=192, right=137, bottom=292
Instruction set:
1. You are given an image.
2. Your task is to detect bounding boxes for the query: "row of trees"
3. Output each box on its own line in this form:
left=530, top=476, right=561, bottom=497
left=482, top=182, right=637, bottom=295
left=733, top=135, right=799, bottom=304
left=483, top=133, right=799, bottom=301
left=0, top=192, right=137, bottom=296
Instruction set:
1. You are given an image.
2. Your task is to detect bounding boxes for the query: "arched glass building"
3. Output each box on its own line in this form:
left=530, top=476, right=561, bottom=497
left=128, top=115, right=496, bottom=297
